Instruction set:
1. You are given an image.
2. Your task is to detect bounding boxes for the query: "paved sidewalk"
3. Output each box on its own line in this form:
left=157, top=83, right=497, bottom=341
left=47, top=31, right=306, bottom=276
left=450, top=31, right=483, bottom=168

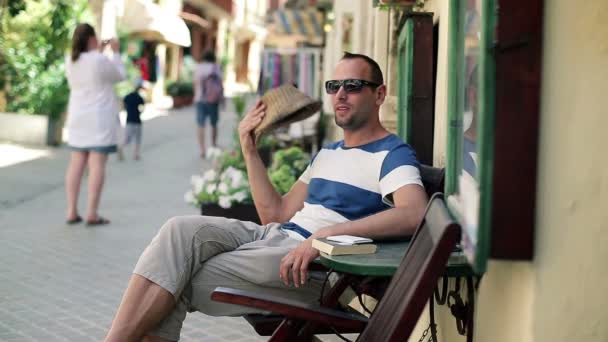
left=0, top=102, right=269, bottom=341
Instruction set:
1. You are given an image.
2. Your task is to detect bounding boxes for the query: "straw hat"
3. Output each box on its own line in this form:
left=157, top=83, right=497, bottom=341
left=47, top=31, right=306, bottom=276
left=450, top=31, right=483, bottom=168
left=254, top=84, right=322, bottom=142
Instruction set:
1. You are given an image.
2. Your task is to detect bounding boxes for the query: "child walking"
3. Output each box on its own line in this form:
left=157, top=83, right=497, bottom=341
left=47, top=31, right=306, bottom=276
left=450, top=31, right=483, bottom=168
left=121, top=81, right=145, bottom=160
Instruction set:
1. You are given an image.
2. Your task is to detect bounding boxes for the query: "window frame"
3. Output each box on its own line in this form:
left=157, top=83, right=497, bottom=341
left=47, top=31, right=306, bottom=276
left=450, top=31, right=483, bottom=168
left=445, top=0, right=496, bottom=273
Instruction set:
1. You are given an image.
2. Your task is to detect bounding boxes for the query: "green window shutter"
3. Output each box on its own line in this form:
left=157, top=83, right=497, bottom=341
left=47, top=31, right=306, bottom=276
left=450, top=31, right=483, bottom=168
left=397, top=19, right=414, bottom=142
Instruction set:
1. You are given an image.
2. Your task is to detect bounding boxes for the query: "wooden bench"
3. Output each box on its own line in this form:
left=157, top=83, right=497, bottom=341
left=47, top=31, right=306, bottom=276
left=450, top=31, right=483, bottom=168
left=212, top=195, right=462, bottom=341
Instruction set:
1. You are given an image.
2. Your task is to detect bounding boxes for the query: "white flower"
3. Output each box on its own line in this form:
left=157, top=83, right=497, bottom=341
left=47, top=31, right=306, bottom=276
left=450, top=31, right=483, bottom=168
left=232, top=191, right=247, bottom=203
left=202, top=169, right=217, bottom=182
left=221, top=167, right=233, bottom=178
left=191, top=175, right=205, bottom=194
left=205, top=183, right=217, bottom=194
left=218, top=182, right=229, bottom=194
left=218, top=195, right=232, bottom=209
left=184, top=190, right=196, bottom=204
left=230, top=170, right=245, bottom=188
left=206, top=147, right=222, bottom=160
left=191, top=174, right=202, bottom=186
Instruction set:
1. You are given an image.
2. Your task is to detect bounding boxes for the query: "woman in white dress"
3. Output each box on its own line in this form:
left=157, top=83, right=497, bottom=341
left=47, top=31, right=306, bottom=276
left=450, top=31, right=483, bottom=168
left=64, top=23, right=126, bottom=225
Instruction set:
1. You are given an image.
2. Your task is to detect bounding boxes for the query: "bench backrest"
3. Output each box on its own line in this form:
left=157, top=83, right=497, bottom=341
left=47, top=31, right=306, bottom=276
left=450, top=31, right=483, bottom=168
left=357, top=195, right=461, bottom=342
left=420, top=164, right=445, bottom=199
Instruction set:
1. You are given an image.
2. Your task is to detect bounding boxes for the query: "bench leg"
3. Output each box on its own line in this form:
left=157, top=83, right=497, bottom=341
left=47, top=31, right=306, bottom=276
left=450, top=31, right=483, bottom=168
left=269, top=319, right=307, bottom=342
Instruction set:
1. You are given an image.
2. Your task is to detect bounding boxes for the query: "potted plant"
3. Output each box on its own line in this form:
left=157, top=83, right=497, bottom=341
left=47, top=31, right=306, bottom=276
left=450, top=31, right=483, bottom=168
left=166, top=81, right=194, bottom=108
left=185, top=146, right=310, bottom=223
left=185, top=148, right=260, bottom=223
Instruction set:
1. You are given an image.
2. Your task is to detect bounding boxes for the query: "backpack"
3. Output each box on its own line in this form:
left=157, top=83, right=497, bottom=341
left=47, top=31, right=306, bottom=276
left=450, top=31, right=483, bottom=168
left=202, top=72, right=223, bottom=104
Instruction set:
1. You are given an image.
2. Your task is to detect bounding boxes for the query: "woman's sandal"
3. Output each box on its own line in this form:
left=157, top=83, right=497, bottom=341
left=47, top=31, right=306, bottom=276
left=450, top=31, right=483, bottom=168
left=86, top=217, right=110, bottom=226
left=66, top=216, right=83, bottom=225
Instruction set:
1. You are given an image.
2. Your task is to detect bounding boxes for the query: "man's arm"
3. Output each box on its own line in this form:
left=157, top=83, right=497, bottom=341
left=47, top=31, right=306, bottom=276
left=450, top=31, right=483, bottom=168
left=279, top=183, right=428, bottom=287
left=239, top=100, right=308, bottom=224
left=314, top=183, right=428, bottom=239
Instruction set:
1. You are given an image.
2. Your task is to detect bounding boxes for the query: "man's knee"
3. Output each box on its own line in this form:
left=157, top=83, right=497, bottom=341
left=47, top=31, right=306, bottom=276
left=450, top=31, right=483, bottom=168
left=157, top=216, right=191, bottom=238
left=154, top=215, right=242, bottom=253
left=153, top=216, right=208, bottom=249
left=158, top=215, right=222, bottom=235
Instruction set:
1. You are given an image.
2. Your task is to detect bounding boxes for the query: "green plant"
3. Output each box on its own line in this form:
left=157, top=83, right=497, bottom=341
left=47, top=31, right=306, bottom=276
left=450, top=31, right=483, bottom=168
left=232, top=95, right=247, bottom=118
left=218, top=148, right=246, bottom=172
left=257, top=135, right=280, bottom=151
left=0, top=0, right=91, bottom=119
left=268, top=146, right=310, bottom=194
left=166, top=81, right=193, bottom=97
left=269, top=164, right=299, bottom=195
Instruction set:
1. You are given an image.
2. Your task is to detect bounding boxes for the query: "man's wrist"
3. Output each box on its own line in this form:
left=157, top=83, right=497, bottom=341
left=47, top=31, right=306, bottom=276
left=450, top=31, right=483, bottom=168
left=242, top=148, right=260, bottom=162
left=312, top=227, right=334, bottom=239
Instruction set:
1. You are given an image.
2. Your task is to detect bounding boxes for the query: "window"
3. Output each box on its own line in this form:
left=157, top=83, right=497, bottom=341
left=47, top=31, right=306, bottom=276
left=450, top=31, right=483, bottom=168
left=446, top=0, right=495, bottom=273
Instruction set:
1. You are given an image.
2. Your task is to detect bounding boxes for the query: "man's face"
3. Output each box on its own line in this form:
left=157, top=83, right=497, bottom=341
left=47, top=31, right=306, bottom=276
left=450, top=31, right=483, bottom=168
left=330, top=58, right=381, bottom=130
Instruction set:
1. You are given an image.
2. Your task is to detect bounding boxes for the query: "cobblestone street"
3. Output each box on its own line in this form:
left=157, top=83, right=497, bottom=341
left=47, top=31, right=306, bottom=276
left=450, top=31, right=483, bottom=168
left=0, top=104, right=268, bottom=341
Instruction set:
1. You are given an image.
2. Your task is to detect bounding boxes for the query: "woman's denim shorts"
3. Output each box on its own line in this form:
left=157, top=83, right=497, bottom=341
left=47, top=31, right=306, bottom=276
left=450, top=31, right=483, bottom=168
left=69, top=145, right=117, bottom=154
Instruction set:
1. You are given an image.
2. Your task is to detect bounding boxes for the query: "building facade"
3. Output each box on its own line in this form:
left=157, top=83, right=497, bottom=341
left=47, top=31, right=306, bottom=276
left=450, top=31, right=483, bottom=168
left=322, top=1, right=608, bottom=341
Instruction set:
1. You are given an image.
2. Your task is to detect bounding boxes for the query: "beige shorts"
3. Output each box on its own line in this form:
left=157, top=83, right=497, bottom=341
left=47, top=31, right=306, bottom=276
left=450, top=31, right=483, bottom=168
left=133, top=215, right=323, bottom=341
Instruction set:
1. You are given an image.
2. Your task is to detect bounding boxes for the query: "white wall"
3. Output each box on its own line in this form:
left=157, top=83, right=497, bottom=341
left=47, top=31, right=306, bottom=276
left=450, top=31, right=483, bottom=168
left=0, top=113, right=50, bottom=146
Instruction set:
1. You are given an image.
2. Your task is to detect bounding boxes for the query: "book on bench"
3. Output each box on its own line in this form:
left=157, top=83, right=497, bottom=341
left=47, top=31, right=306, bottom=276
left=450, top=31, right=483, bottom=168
left=312, top=235, right=377, bottom=256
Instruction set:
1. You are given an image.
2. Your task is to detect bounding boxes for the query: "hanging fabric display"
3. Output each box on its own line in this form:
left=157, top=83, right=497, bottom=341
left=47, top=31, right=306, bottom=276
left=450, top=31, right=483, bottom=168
left=258, top=48, right=322, bottom=100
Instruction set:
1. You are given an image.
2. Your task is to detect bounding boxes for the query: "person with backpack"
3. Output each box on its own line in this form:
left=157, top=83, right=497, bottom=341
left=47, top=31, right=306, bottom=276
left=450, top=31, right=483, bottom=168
left=193, top=50, right=224, bottom=159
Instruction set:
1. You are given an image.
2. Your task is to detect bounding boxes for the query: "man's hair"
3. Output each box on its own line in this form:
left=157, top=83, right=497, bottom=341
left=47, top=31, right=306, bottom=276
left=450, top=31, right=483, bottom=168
left=202, top=50, right=216, bottom=63
left=341, top=52, right=383, bottom=85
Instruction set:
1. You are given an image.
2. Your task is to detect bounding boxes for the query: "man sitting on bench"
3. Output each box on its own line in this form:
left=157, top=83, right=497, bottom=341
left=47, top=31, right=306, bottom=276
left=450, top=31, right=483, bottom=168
left=105, top=52, right=428, bottom=342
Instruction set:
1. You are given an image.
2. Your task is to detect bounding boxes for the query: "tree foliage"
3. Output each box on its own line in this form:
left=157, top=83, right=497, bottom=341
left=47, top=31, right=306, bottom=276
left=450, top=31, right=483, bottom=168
left=0, top=0, right=89, bottom=118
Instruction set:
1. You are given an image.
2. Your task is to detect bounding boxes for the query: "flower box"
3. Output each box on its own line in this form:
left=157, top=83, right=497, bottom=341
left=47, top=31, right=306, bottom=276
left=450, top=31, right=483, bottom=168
left=200, top=203, right=261, bottom=224
left=171, top=95, right=193, bottom=108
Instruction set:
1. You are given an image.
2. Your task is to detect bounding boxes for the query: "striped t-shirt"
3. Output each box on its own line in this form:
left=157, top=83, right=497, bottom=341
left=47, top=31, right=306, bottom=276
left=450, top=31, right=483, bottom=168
left=283, top=134, right=423, bottom=240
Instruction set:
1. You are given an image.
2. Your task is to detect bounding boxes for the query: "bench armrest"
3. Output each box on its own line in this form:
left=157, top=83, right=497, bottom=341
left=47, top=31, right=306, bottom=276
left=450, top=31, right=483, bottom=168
left=211, top=287, right=368, bottom=330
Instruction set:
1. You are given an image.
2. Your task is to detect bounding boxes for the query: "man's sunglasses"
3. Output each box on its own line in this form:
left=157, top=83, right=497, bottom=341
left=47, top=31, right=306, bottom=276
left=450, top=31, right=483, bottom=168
left=325, top=79, right=381, bottom=94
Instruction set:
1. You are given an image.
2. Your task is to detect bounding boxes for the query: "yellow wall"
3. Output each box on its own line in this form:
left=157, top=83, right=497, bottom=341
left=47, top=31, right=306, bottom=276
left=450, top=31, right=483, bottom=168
left=429, top=1, right=608, bottom=341
left=530, top=0, right=608, bottom=340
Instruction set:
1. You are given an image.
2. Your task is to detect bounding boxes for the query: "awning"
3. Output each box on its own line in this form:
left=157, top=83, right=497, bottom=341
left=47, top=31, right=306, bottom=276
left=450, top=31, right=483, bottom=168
left=179, top=11, right=211, bottom=30
left=271, top=8, right=324, bottom=46
left=118, top=0, right=191, bottom=47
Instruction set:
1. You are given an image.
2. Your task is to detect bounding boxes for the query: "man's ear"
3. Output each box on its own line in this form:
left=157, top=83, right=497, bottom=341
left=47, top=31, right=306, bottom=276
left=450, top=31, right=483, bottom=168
left=376, top=84, right=387, bottom=106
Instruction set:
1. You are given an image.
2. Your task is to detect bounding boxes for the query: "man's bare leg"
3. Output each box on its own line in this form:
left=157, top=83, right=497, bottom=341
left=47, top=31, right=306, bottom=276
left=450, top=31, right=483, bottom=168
left=197, top=126, right=206, bottom=158
left=134, top=143, right=141, bottom=160
left=105, top=274, right=175, bottom=342
left=211, top=125, right=218, bottom=147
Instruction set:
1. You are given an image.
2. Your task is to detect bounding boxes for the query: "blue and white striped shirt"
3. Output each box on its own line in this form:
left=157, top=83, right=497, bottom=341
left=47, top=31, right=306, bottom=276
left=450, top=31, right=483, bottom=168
left=283, top=134, right=423, bottom=240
